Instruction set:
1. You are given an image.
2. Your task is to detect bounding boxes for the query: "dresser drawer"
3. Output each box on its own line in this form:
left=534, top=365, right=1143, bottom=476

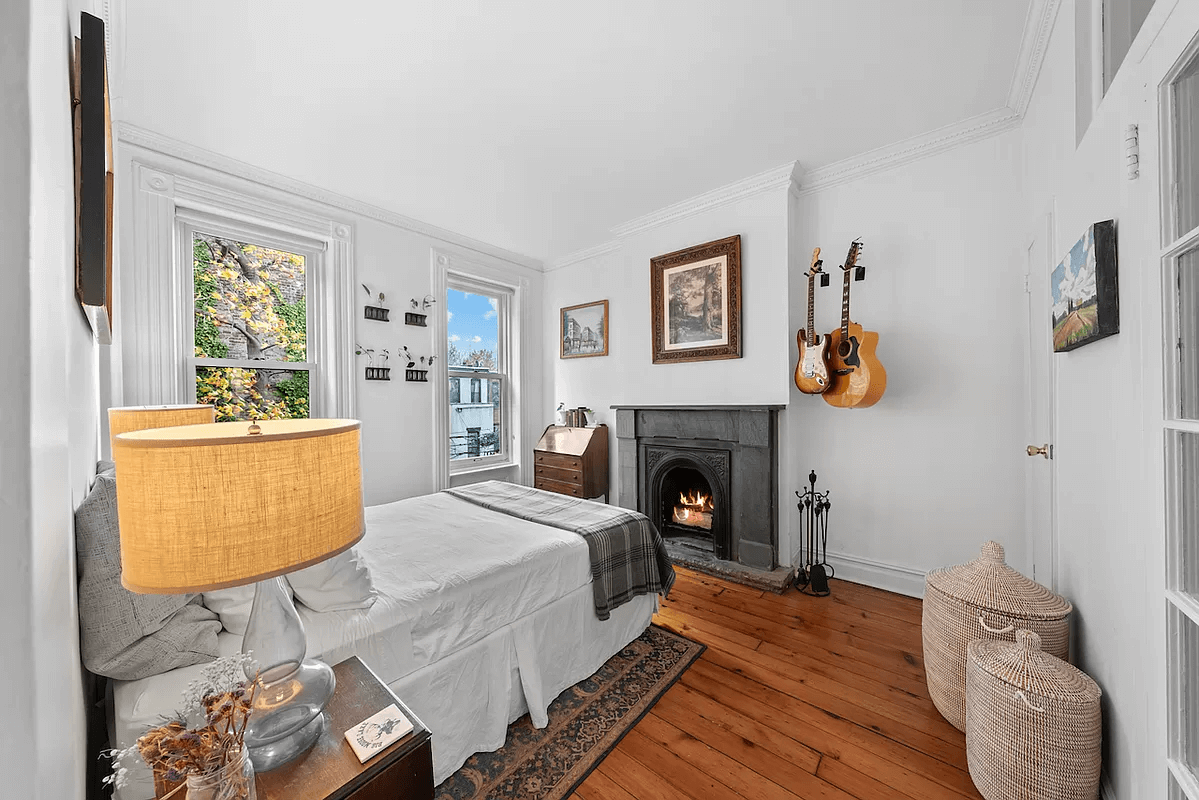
left=535, top=476, right=583, bottom=498
left=533, top=463, right=583, bottom=484
left=534, top=451, right=583, bottom=471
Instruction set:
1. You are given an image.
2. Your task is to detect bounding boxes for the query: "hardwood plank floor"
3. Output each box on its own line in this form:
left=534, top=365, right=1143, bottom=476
left=573, top=567, right=982, bottom=800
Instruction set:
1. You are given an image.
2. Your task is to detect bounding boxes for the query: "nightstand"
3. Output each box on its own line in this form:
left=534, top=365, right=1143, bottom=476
left=255, top=656, right=433, bottom=800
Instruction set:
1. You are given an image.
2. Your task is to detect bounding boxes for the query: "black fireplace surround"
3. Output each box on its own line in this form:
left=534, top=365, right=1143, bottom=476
left=612, top=405, right=781, bottom=570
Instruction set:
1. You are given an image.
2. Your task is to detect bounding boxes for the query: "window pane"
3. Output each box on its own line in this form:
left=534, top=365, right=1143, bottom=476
left=193, top=234, right=307, bottom=362
left=1177, top=54, right=1199, bottom=235
left=1168, top=605, right=1199, bottom=771
left=448, top=375, right=502, bottom=461
left=1103, top=0, right=1155, bottom=93
left=1179, top=250, right=1199, bottom=419
left=196, top=366, right=310, bottom=421
left=446, top=288, right=499, bottom=369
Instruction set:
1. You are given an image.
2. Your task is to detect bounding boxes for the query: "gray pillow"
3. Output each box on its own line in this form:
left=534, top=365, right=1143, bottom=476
left=76, top=461, right=221, bottom=680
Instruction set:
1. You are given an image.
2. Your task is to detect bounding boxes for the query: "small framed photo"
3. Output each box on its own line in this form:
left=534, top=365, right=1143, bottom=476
left=650, top=235, right=742, bottom=364
left=560, top=299, right=609, bottom=359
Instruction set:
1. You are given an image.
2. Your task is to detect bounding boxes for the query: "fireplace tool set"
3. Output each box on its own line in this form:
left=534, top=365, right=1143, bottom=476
left=795, top=470, right=833, bottom=596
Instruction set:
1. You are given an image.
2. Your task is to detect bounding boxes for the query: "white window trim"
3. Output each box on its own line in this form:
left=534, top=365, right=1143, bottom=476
left=116, top=153, right=356, bottom=421
left=431, top=248, right=529, bottom=489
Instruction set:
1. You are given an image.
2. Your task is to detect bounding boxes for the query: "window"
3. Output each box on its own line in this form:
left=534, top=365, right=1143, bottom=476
left=1076, top=0, right=1157, bottom=142
left=190, top=232, right=313, bottom=421
left=446, top=280, right=511, bottom=469
left=1164, top=41, right=1199, bottom=796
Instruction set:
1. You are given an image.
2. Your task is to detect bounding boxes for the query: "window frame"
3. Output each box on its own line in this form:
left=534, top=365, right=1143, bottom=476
left=117, top=154, right=355, bottom=443
left=179, top=212, right=328, bottom=417
left=445, top=275, right=513, bottom=473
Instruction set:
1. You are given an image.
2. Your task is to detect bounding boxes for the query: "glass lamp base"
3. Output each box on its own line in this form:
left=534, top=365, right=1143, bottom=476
left=245, top=658, right=335, bottom=771
left=241, top=578, right=337, bottom=772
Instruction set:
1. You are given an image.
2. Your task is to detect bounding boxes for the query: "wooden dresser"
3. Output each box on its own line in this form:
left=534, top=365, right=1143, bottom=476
left=533, top=425, right=609, bottom=499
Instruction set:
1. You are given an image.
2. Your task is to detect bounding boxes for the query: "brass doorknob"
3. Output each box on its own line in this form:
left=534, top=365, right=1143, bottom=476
left=1026, top=444, right=1050, bottom=459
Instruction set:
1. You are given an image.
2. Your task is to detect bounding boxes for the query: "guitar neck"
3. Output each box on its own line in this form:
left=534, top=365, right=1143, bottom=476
left=840, top=263, right=852, bottom=339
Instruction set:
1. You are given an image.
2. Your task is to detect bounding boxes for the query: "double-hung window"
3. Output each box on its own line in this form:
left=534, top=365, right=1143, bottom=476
left=184, top=219, right=319, bottom=421
left=446, top=278, right=512, bottom=470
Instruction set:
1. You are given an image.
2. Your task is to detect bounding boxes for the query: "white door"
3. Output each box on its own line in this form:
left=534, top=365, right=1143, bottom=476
left=1024, top=210, right=1057, bottom=588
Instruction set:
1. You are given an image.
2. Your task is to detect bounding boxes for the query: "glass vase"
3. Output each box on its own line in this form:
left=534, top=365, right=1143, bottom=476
left=185, top=745, right=257, bottom=800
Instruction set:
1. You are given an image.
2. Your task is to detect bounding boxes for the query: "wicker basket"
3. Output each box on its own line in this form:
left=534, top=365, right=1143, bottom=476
left=922, top=541, right=1072, bottom=730
left=966, top=630, right=1102, bottom=800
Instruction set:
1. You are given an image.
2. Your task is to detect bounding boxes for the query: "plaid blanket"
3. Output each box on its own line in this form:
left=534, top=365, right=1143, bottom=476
left=444, top=481, right=675, bottom=620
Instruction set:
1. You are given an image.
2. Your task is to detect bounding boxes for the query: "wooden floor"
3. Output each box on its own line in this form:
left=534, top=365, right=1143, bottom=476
left=572, top=567, right=983, bottom=800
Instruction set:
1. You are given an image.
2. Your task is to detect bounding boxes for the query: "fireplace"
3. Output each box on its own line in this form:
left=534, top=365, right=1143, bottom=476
left=612, top=405, right=779, bottom=570
left=652, top=456, right=730, bottom=560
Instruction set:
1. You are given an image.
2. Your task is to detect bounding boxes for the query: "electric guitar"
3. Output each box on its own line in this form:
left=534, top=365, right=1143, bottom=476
left=824, top=240, right=887, bottom=408
left=794, top=248, right=832, bottom=394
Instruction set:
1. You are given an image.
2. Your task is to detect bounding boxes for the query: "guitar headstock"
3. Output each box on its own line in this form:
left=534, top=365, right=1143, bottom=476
left=807, top=247, right=824, bottom=277
left=842, top=239, right=864, bottom=271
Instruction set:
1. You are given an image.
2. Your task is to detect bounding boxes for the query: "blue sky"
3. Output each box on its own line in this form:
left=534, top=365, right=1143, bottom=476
left=447, top=288, right=498, bottom=355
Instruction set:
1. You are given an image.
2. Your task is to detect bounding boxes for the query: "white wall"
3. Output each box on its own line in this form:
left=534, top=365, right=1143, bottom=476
left=789, top=131, right=1029, bottom=592
left=1015, top=1, right=1194, bottom=796
left=352, top=218, right=543, bottom=505
left=544, top=186, right=793, bottom=555
left=1, top=1, right=102, bottom=798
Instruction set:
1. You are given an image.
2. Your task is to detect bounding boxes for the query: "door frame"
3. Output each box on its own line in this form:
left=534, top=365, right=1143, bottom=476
left=1024, top=206, right=1059, bottom=590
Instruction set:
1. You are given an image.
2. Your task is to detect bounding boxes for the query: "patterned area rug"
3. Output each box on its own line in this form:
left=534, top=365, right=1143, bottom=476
left=434, top=624, right=705, bottom=800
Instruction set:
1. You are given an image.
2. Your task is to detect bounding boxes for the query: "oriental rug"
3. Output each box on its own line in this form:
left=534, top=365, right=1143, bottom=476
left=433, top=624, right=705, bottom=800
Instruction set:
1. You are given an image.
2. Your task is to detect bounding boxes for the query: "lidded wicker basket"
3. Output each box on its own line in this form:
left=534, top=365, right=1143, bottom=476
left=966, top=630, right=1102, bottom=800
left=922, top=541, right=1072, bottom=730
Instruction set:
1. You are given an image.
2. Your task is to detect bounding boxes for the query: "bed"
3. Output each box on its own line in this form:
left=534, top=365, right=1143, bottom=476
left=110, top=486, right=669, bottom=800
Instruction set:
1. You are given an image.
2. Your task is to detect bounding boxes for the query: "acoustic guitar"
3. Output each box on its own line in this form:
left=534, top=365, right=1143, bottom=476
left=824, top=240, right=886, bottom=408
left=794, top=248, right=832, bottom=394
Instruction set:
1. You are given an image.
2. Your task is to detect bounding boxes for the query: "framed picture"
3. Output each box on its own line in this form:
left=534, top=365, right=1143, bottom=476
left=1052, top=220, right=1118, bottom=352
left=72, top=12, right=114, bottom=344
left=560, top=299, right=609, bottom=358
left=650, top=235, right=741, bottom=364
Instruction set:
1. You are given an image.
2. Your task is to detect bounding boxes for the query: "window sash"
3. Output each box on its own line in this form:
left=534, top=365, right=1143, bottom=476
left=181, top=215, right=323, bottom=412
left=446, top=274, right=514, bottom=473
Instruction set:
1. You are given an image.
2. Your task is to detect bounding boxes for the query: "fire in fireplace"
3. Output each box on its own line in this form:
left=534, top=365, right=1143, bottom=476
left=672, top=489, right=714, bottom=530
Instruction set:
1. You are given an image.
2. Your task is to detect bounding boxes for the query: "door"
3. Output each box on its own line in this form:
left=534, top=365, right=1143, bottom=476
left=1024, top=209, right=1057, bottom=588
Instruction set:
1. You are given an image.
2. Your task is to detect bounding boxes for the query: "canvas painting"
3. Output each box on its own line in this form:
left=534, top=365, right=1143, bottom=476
left=1051, top=219, right=1118, bottom=352
left=650, top=235, right=741, bottom=364
left=560, top=299, right=608, bottom=358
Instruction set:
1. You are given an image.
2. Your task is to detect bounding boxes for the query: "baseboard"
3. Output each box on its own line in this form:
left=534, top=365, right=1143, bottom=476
left=823, top=550, right=927, bottom=599
left=1100, top=770, right=1116, bottom=800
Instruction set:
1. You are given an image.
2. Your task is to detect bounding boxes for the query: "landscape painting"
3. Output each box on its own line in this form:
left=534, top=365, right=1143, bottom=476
left=1051, top=219, right=1119, bottom=352
left=560, top=299, right=608, bottom=358
left=650, top=235, right=742, bottom=364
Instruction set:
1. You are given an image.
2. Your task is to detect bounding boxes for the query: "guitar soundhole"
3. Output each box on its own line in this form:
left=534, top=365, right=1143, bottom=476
left=838, top=341, right=852, bottom=359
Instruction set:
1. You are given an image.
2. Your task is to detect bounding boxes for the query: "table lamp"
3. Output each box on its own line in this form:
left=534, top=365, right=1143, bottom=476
left=112, top=418, right=365, bottom=771
left=108, top=404, right=215, bottom=448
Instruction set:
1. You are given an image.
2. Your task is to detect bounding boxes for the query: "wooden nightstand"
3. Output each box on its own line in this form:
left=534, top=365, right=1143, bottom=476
left=254, top=656, right=433, bottom=800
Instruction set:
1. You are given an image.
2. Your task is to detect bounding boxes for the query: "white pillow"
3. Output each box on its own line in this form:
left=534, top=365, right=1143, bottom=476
left=286, top=547, right=376, bottom=613
left=201, top=585, right=258, bottom=635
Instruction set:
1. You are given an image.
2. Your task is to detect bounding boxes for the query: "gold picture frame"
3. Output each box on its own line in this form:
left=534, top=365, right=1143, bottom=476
left=560, top=299, right=609, bottom=359
left=650, top=235, right=741, bottom=364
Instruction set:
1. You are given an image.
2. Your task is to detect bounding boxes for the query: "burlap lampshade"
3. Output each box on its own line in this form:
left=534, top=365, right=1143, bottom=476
left=112, top=418, right=364, bottom=594
left=108, top=404, right=215, bottom=444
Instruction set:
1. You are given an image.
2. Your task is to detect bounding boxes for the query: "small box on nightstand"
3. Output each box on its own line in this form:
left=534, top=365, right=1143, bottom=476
left=254, top=656, right=433, bottom=800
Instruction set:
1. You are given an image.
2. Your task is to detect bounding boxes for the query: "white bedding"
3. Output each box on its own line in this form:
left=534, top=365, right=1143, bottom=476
left=111, top=491, right=653, bottom=798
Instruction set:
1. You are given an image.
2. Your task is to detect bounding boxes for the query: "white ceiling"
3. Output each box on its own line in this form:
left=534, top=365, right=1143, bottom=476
left=114, top=1, right=1032, bottom=262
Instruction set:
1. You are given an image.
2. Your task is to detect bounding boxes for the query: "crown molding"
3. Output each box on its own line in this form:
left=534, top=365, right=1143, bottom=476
left=114, top=122, right=544, bottom=273
left=546, top=239, right=622, bottom=272
left=1007, top=0, right=1063, bottom=116
left=610, top=161, right=801, bottom=240
left=797, top=107, right=1022, bottom=196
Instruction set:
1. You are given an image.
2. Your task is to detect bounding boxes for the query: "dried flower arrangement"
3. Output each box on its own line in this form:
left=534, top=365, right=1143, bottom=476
left=107, top=653, right=260, bottom=799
